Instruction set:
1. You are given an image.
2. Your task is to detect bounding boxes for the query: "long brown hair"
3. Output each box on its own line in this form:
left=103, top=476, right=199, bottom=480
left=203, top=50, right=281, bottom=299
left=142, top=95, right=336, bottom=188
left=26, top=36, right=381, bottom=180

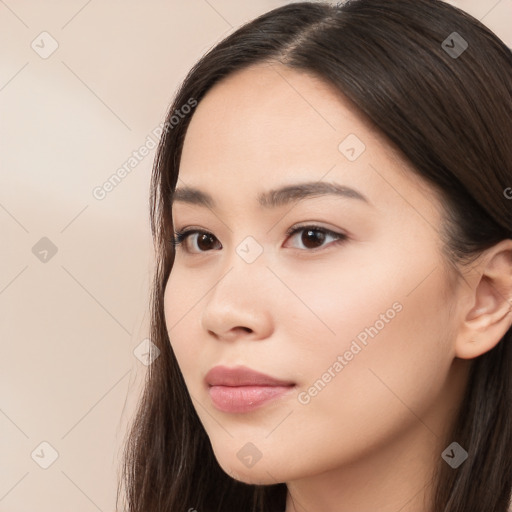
left=118, top=1, right=512, bottom=510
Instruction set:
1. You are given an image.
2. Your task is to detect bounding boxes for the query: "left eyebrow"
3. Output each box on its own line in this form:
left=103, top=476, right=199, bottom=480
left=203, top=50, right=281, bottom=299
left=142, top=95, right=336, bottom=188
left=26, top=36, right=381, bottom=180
left=171, top=181, right=372, bottom=209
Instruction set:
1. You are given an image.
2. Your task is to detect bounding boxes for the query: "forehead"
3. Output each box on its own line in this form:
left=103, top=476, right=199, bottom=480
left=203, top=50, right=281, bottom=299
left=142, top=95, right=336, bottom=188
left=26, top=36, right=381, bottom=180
left=180, top=62, right=374, bottom=171
left=175, top=63, right=442, bottom=223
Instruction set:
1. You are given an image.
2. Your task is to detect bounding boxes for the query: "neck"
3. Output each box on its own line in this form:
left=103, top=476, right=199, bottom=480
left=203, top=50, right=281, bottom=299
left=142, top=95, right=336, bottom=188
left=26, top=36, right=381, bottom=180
left=285, top=423, right=438, bottom=512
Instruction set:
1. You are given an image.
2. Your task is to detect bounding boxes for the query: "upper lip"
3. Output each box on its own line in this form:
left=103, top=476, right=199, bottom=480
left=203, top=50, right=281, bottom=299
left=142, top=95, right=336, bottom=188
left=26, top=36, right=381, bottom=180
left=205, top=365, right=295, bottom=387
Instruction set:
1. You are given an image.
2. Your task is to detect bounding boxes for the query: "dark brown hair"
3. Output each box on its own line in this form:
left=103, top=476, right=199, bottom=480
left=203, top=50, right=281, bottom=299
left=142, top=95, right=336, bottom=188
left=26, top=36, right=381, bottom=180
left=118, top=1, right=512, bottom=510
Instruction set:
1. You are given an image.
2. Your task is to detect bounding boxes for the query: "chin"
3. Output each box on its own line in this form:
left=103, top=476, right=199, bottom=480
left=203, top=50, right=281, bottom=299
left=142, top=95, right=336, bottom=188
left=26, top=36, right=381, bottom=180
left=216, top=455, right=286, bottom=485
left=226, top=468, right=283, bottom=486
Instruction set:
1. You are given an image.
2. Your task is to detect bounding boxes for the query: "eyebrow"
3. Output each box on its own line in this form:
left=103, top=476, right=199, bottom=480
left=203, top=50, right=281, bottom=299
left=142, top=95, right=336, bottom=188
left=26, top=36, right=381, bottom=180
left=171, top=181, right=371, bottom=209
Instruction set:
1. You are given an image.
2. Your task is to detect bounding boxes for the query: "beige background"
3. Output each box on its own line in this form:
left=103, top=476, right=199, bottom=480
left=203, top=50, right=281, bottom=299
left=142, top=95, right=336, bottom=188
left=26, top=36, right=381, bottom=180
left=1, top=1, right=510, bottom=510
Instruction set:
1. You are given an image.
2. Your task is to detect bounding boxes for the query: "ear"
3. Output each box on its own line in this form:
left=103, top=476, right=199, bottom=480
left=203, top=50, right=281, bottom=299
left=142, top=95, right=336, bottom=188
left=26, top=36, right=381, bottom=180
left=455, top=239, right=512, bottom=360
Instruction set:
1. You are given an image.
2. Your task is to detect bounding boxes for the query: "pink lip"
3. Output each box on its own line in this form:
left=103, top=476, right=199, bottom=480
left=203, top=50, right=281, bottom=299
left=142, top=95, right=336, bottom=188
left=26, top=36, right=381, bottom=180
left=205, top=365, right=295, bottom=387
left=205, top=365, right=295, bottom=413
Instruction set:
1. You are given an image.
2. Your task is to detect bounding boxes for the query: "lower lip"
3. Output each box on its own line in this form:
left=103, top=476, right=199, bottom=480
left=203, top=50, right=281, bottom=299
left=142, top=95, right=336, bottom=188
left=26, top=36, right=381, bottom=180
left=208, top=385, right=295, bottom=413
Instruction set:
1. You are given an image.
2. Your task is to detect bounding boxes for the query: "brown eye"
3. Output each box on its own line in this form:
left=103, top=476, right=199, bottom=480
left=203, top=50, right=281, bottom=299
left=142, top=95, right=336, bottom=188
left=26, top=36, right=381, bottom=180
left=300, top=229, right=327, bottom=249
left=196, top=233, right=218, bottom=251
left=285, top=225, right=347, bottom=251
left=171, top=230, right=221, bottom=253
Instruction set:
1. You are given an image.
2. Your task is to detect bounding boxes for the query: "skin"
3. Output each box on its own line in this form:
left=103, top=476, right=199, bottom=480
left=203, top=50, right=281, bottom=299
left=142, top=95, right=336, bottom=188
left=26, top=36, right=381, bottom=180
left=163, top=62, right=512, bottom=512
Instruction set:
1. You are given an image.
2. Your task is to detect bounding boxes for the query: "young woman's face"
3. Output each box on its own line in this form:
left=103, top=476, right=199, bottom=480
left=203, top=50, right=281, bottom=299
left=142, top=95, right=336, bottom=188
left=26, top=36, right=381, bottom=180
left=163, top=62, right=469, bottom=485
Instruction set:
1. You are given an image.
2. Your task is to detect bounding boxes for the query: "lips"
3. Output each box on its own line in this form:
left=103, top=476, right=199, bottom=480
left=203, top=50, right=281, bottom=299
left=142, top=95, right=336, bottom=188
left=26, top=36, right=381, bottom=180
left=205, top=365, right=295, bottom=387
left=205, top=365, right=296, bottom=413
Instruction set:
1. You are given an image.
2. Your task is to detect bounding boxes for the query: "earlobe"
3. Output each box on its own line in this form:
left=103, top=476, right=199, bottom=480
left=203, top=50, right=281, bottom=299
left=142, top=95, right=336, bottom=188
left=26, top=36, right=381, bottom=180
left=455, top=239, right=512, bottom=360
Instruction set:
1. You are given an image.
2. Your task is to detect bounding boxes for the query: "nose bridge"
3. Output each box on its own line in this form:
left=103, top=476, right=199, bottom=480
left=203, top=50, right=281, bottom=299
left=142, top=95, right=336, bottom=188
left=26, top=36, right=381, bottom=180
left=210, top=236, right=268, bottom=304
left=201, top=235, right=272, bottom=337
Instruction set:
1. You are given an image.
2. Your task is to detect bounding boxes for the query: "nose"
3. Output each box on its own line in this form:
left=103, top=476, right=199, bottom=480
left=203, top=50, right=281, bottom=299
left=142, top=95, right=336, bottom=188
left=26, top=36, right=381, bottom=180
left=200, top=257, right=274, bottom=342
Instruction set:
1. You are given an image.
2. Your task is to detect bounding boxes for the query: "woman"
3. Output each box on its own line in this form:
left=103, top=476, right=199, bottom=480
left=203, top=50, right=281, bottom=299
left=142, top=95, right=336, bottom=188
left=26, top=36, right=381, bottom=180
left=118, top=0, right=512, bottom=510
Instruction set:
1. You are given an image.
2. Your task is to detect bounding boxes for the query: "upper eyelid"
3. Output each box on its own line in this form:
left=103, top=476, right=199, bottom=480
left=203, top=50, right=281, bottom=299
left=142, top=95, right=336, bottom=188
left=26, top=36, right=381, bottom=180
left=173, top=220, right=345, bottom=233
left=173, top=223, right=344, bottom=239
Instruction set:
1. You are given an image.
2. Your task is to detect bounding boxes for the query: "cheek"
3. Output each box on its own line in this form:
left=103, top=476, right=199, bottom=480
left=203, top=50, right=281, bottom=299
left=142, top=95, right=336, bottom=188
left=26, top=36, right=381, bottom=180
left=290, top=256, right=454, bottom=430
left=163, top=266, right=208, bottom=329
left=163, top=272, right=202, bottom=375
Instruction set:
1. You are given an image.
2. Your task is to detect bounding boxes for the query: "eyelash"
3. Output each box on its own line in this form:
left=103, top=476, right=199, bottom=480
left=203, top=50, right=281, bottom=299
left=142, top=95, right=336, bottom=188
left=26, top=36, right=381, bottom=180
left=170, top=224, right=348, bottom=253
